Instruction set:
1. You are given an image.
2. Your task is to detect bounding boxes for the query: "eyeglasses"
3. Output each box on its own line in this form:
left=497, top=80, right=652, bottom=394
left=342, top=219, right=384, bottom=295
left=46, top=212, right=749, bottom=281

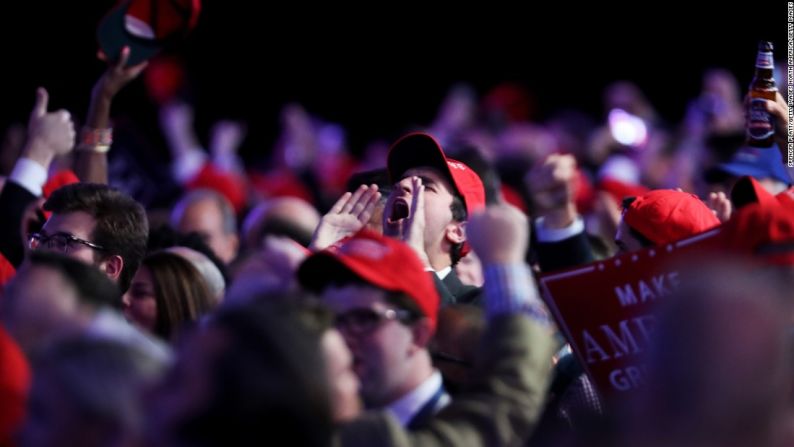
left=28, top=232, right=106, bottom=254
left=334, top=307, right=412, bottom=336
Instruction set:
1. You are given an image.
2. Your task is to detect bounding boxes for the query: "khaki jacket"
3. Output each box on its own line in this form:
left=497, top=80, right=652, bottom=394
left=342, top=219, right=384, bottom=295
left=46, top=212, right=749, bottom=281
left=336, top=315, right=555, bottom=447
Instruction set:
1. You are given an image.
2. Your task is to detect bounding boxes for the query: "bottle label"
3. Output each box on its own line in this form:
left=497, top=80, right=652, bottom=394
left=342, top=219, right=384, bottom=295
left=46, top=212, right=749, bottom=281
left=747, top=98, right=774, bottom=141
left=756, top=51, right=774, bottom=69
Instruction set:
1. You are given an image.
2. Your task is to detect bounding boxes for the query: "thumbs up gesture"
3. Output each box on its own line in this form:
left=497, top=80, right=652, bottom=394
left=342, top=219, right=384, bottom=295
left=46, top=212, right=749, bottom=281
left=25, top=87, right=76, bottom=166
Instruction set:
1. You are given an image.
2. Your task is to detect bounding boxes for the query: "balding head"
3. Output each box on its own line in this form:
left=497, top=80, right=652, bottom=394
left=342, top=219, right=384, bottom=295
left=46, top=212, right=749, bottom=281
left=171, top=189, right=239, bottom=264
left=242, top=197, right=320, bottom=249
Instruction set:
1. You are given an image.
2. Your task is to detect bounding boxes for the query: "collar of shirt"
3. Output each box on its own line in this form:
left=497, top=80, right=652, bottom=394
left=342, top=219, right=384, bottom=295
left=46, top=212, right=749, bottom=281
left=434, top=266, right=452, bottom=280
left=386, top=370, right=447, bottom=427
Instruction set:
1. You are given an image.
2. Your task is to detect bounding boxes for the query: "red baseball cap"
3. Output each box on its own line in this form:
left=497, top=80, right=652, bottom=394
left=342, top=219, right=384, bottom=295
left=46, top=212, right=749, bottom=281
left=624, top=190, right=720, bottom=246
left=731, top=175, right=794, bottom=211
left=720, top=202, right=794, bottom=265
left=187, top=163, right=247, bottom=214
left=298, top=229, right=440, bottom=330
left=387, top=132, right=485, bottom=216
left=98, top=0, right=201, bottom=66
left=41, top=169, right=81, bottom=220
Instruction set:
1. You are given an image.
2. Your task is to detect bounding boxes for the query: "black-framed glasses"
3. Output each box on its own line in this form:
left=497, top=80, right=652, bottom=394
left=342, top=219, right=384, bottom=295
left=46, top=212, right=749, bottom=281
left=28, top=232, right=106, bottom=254
left=334, top=307, right=412, bottom=336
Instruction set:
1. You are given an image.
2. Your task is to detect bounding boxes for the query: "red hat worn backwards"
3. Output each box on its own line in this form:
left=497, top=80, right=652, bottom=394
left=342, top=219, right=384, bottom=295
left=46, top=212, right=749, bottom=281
left=624, top=190, right=720, bottom=246
left=298, top=229, right=440, bottom=331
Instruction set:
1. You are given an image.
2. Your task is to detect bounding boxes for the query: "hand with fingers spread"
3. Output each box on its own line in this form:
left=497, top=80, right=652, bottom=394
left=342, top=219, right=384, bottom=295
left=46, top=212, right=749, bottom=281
left=707, top=191, right=732, bottom=223
left=23, top=87, right=76, bottom=168
left=309, top=185, right=381, bottom=251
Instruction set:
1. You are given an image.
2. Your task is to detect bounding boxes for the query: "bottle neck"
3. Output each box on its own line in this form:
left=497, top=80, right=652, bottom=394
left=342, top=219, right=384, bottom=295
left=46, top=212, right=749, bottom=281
left=756, top=51, right=774, bottom=70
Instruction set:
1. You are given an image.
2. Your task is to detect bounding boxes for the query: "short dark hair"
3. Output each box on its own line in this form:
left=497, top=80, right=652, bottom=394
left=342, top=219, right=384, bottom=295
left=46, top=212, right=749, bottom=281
left=24, top=250, right=122, bottom=310
left=44, top=183, right=148, bottom=293
left=29, top=337, right=165, bottom=437
left=450, top=194, right=467, bottom=267
left=173, top=298, right=334, bottom=446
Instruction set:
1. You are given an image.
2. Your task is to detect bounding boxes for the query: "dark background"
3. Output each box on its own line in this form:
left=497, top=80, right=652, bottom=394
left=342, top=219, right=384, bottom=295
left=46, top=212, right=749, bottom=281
left=1, top=1, right=786, bottom=160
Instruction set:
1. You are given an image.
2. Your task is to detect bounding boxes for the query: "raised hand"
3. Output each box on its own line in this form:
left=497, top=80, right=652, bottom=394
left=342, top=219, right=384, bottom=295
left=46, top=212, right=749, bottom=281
left=24, top=87, right=75, bottom=167
left=382, top=176, right=432, bottom=267
left=310, top=185, right=381, bottom=251
left=211, top=120, right=247, bottom=155
left=94, top=46, right=148, bottom=101
left=744, top=91, right=789, bottom=162
left=525, top=153, right=578, bottom=228
left=210, top=120, right=247, bottom=173
left=707, top=191, right=732, bottom=223
left=765, top=92, right=789, bottom=160
left=466, top=203, right=529, bottom=266
left=402, top=177, right=430, bottom=267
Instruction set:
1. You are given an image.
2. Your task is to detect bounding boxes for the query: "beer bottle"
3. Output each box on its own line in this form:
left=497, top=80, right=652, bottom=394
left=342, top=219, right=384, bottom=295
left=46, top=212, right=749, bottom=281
left=747, top=41, right=777, bottom=148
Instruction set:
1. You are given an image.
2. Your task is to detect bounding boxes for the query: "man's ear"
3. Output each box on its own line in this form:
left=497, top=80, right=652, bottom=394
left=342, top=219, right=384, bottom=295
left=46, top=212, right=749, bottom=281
left=100, top=255, right=124, bottom=281
left=444, top=221, right=466, bottom=245
left=410, top=317, right=435, bottom=349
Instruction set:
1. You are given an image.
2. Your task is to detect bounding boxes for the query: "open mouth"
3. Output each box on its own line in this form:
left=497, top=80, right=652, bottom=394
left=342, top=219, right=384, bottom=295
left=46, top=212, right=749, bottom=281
left=388, top=199, right=410, bottom=223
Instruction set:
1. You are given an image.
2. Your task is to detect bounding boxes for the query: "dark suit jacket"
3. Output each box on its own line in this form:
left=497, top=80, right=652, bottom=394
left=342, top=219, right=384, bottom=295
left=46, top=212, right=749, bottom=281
left=0, top=180, right=38, bottom=267
left=442, top=270, right=482, bottom=306
left=533, top=229, right=594, bottom=273
left=431, top=270, right=483, bottom=307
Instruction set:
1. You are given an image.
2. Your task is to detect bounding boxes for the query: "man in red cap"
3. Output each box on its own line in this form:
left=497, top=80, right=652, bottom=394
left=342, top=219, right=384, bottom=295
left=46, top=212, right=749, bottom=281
left=615, top=190, right=721, bottom=252
left=298, top=230, right=447, bottom=428
left=384, top=132, right=486, bottom=304
left=720, top=200, right=794, bottom=266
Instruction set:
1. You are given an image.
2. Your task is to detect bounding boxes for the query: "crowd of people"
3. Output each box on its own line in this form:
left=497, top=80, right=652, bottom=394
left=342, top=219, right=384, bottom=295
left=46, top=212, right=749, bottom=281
left=0, top=37, right=793, bottom=447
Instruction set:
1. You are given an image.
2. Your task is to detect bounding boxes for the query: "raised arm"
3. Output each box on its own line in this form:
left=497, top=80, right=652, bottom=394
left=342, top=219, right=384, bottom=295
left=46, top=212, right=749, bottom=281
left=75, top=46, right=147, bottom=183
left=526, top=154, right=594, bottom=271
left=0, top=88, right=75, bottom=266
left=339, top=204, right=555, bottom=447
